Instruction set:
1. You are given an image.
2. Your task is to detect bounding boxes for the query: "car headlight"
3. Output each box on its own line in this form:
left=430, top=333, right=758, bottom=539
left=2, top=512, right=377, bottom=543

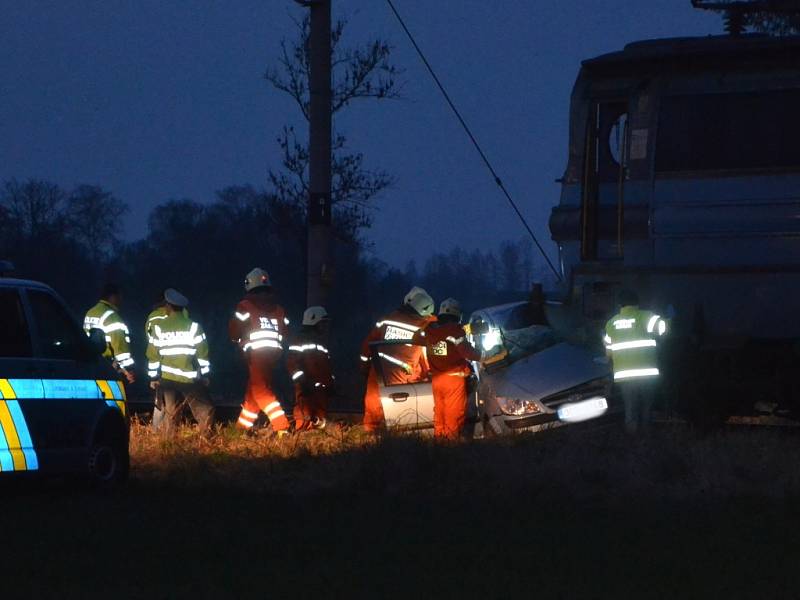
left=482, top=328, right=502, bottom=352
left=496, top=396, right=541, bottom=416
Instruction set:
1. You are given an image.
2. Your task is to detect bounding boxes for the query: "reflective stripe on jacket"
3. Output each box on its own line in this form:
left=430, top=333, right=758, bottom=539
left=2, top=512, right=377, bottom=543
left=228, top=292, right=289, bottom=356
left=287, top=330, right=334, bottom=388
left=146, top=312, right=210, bottom=383
left=604, top=306, right=667, bottom=381
left=413, top=321, right=481, bottom=376
left=84, top=300, right=134, bottom=369
left=359, top=307, right=435, bottom=384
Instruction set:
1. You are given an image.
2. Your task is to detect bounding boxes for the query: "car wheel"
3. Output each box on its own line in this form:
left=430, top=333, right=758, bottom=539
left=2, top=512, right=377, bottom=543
left=87, top=426, right=129, bottom=488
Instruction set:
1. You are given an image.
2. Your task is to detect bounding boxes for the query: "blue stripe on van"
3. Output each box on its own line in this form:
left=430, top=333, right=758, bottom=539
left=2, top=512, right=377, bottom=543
left=6, top=379, right=44, bottom=399
left=40, top=379, right=101, bottom=399
left=108, top=380, right=124, bottom=400
left=0, top=426, right=12, bottom=471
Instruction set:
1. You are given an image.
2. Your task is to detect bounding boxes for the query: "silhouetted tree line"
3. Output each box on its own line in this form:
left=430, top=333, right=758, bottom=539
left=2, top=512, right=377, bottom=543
left=0, top=177, right=550, bottom=406
left=746, top=6, right=800, bottom=34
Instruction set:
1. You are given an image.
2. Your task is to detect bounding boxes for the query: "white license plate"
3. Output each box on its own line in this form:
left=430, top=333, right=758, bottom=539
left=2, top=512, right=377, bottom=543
left=557, top=397, right=608, bottom=423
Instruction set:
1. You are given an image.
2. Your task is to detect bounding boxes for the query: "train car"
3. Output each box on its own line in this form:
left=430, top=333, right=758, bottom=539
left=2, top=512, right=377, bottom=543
left=548, top=33, right=800, bottom=421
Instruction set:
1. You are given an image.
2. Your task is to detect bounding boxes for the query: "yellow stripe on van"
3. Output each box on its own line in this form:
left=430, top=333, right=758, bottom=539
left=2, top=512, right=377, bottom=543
left=96, top=379, right=113, bottom=400
left=0, top=379, right=16, bottom=399
left=0, top=402, right=26, bottom=470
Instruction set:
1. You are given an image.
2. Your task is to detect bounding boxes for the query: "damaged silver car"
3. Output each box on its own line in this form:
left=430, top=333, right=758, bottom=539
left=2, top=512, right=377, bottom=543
left=469, top=298, right=617, bottom=436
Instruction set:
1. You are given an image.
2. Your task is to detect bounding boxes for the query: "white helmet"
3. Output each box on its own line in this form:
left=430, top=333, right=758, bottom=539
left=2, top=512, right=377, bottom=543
left=245, top=268, right=271, bottom=292
left=303, top=306, right=329, bottom=326
left=438, top=298, right=462, bottom=319
left=406, top=289, right=435, bottom=317
left=403, top=286, right=428, bottom=306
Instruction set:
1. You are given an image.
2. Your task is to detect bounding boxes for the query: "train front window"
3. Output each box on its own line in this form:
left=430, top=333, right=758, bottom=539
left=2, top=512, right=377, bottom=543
left=656, top=89, right=800, bottom=173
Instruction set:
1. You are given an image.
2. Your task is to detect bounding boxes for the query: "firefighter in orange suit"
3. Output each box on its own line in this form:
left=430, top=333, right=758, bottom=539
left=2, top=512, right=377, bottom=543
left=229, top=268, right=290, bottom=437
left=414, top=298, right=482, bottom=439
left=359, top=287, right=436, bottom=432
left=287, top=306, right=333, bottom=431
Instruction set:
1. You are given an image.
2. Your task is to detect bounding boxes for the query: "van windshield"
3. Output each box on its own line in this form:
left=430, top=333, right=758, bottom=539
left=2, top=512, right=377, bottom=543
left=656, top=89, right=800, bottom=173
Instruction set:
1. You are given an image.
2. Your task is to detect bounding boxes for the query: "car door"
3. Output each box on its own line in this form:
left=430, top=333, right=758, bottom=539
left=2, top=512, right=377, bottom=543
left=23, top=287, right=122, bottom=469
left=0, top=287, right=40, bottom=472
left=370, top=341, right=433, bottom=430
left=414, top=380, right=434, bottom=426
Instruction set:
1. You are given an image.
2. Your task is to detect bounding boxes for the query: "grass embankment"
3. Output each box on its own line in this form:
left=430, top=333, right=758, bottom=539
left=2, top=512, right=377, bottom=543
left=4, top=423, right=800, bottom=598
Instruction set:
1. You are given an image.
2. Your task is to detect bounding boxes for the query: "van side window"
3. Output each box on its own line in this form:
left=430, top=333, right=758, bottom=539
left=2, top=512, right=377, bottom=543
left=27, top=290, right=85, bottom=360
left=0, top=290, right=32, bottom=358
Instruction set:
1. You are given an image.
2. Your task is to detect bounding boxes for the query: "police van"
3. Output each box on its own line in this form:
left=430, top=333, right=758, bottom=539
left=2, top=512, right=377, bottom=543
left=0, top=263, right=129, bottom=484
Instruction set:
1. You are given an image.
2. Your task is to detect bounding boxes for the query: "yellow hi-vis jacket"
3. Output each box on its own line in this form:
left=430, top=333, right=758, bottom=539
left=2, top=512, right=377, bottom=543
left=146, top=312, right=210, bottom=383
left=145, top=305, right=188, bottom=348
left=603, top=305, right=667, bottom=381
left=84, top=300, right=134, bottom=369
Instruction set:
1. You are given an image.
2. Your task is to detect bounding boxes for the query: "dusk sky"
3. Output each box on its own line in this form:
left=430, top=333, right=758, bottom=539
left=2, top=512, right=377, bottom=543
left=0, top=1, right=721, bottom=270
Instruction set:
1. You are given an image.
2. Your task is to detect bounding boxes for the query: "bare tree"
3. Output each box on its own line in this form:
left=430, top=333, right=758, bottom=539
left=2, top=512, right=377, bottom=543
left=66, top=185, right=128, bottom=264
left=265, top=15, right=402, bottom=233
left=1, top=178, right=65, bottom=238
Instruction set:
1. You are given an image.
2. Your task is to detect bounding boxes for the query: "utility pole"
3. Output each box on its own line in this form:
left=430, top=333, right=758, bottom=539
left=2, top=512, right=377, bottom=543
left=297, top=0, right=332, bottom=308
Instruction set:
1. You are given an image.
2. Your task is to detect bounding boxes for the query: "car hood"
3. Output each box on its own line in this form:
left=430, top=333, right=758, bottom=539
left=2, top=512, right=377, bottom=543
left=482, top=342, right=610, bottom=401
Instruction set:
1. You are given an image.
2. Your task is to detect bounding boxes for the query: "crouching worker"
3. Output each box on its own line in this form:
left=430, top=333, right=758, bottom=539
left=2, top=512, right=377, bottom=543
left=287, top=306, right=334, bottom=431
left=414, top=298, right=481, bottom=440
left=146, top=288, right=215, bottom=437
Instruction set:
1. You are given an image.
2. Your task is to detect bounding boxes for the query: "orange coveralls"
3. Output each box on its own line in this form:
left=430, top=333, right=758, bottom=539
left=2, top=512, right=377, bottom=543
left=414, top=321, right=481, bottom=439
left=359, top=307, right=434, bottom=432
left=228, top=292, right=290, bottom=432
left=286, top=331, right=333, bottom=430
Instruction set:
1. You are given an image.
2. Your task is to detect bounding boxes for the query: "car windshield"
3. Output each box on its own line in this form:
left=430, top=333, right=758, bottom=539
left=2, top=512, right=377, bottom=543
left=472, top=302, right=560, bottom=364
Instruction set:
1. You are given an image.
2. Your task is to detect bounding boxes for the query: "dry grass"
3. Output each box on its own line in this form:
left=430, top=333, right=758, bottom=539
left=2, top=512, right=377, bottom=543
left=128, top=418, right=800, bottom=504
left=7, top=420, right=800, bottom=597
left=128, top=417, right=378, bottom=493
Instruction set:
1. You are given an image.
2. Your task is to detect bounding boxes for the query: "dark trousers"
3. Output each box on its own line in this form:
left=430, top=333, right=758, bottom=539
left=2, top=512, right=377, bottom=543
left=160, top=380, right=215, bottom=436
left=619, top=379, right=657, bottom=433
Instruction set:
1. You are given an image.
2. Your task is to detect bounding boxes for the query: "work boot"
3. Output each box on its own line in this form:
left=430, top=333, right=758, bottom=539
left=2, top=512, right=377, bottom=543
left=276, top=429, right=291, bottom=440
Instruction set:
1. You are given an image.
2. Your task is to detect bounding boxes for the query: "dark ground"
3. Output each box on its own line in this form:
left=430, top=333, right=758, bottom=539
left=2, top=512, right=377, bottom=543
left=2, top=426, right=800, bottom=599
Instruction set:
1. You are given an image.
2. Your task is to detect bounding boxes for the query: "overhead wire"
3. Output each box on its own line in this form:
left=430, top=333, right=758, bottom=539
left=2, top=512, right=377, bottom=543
left=384, top=0, right=563, bottom=282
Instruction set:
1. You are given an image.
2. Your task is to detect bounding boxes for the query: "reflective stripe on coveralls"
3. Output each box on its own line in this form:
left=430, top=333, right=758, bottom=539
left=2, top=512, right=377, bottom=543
left=287, top=332, right=333, bottom=430
left=413, top=321, right=481, bottom=439
left=230, top=293, right=290, bottom=432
